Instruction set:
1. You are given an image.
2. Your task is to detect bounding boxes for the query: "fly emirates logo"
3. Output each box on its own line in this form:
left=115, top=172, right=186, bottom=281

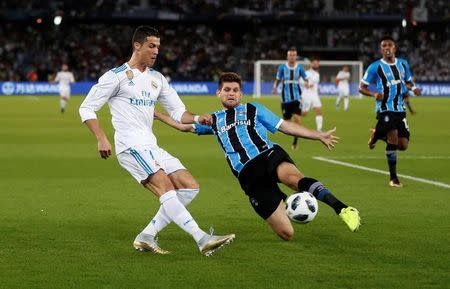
left=129, top=90, right=155, bottom=107
left=218, top=119, right=251, bottom=135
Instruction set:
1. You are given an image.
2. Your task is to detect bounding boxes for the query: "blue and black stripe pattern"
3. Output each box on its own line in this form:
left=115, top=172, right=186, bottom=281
left=276, top=64, right=307, bottom=104
left=209, top=102, right=281, bottom=176
left=362, top=58, right=413, bottom=113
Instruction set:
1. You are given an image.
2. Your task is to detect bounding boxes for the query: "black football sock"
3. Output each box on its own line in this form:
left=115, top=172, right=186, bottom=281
left=386, top=143, right=398, bottom=180
left=293, top=137, right=298, bottom=146
left=298, top=177, right=347, bottom=214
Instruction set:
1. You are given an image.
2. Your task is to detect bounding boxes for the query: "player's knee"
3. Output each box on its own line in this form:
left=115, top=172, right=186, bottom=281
left=184, top=179, right=200, bottom=190
left=398, top=143, right=408, bottom=151
left=285, top=174, right=301, bottom=189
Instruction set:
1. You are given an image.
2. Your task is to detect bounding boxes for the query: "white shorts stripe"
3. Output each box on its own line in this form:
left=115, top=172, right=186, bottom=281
left=117, top=146, right=186, bottom=183
left=130, top=149, right=153, bottom=174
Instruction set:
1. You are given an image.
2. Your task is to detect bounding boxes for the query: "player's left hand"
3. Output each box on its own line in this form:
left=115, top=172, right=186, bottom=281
left=319, top=127, right=339, bottom=150
left=198, top=114, right=213, bottom=125
left=413, top=87, right=421, bottom=96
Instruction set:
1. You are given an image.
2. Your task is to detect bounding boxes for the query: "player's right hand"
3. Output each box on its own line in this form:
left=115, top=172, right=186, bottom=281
left=319, top=127, right=339, bottom=150
left=374, top=93, right=383, bottom=100
left=98, top=137, right=112, bottom=159
left=198, top=114, right=213, bottom=126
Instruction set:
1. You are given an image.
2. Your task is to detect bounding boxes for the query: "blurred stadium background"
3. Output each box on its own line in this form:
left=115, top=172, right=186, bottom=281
left=1, top=1, right=449, bottom=289
left=0, top=0, right=449, bottom=96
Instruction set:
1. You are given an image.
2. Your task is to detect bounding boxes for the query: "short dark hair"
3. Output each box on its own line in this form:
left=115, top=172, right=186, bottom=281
left=288, top=47, right=297, bottom=52
left=381, top=36, right=395, bottom=43
left=132, top=26, right=160, bottom=46
left=218, top=72, right=242, bottom=89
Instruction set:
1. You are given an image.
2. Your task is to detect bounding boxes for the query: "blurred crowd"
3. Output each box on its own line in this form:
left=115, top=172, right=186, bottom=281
left=0, top=0, right=448, bottom=82
left=2, top=0, right=448, bottom=17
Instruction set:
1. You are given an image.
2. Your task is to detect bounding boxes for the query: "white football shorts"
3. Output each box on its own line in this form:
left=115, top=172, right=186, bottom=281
left=338, top=86, right=350, bottom=96
left=59, top=86, right=71, bottom=98
left=117, top=146, right=186, bottom=183
left=301, top=93, right=322, bottom=112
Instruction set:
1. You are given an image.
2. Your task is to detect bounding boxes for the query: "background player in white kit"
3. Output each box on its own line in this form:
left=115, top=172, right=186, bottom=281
left=79, top=26, right=234, bottom=256
left=301, top=59, right=323, bottom=132
left=53, top=64, right=75, bottom=113
left=335, top=65, right=350, bottom=111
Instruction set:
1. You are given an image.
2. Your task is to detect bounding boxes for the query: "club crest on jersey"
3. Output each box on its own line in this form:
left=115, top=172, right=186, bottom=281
left=151, top=81, right=158, bottom=90
left=126, top=70, right=134, bottom=86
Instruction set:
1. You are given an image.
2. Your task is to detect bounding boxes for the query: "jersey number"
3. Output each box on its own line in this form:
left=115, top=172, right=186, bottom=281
left=402, top=118, right=410, bottom=131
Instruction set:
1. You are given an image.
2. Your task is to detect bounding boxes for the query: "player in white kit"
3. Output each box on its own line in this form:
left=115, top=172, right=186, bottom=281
left=54, top=64, right=75, bottom=113
left=79, top=26, right=234, bottom=256
left=301, top=59, right=323, bottom=131
left=335, top=65, right=350, bottom=111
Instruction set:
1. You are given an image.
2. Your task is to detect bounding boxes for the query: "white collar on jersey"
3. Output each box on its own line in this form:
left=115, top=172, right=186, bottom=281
left=380, top=58, right=397, bottom=65
left=285, top=62, right=298, bottom=69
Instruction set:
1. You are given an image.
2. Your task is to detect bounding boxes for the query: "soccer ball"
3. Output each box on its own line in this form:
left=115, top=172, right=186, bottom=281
left=285, top=192, right=318, bottom=223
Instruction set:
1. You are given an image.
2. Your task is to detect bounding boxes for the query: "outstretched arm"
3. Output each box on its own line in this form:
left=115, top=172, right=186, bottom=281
left=155, top=111, right=195, bottom=133
left=278, top=121, right=339, bottom=150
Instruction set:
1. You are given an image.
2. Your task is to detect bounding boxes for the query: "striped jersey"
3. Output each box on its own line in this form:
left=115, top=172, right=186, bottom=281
left=361, top=58, right=413, bottom=113
left=276, top=63, right=308, bottom=103
left=193, top=102, right=283, bottom=176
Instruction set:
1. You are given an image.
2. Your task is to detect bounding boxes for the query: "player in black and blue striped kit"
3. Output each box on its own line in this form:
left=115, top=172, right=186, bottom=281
left=155, top=72, right=361, bottom=241
left=360, top=36, right=421, bottom=188
left=272, top=48, right=309, bottom=150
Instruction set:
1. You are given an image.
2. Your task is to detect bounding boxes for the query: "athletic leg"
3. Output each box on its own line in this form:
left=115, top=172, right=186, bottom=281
left=314, top=106, right=323, bottom=132
left=386, top=129, right=402, bottom=187
left=398, top=137, right=409, bottom=151
left=343, top=96, right=349, bottom=111
left=276, top=162, right=360, bottom=231
left=291, top=113, right=301, bottom=149
left=276, top=162, right=346, bottom=214
left=266, top=200, right=294, bottom=241
left=60, top=96, right=68, bottom=113
left=141, top=169, right=200, bottom=237
left=336, top=95, right=341, bottom=108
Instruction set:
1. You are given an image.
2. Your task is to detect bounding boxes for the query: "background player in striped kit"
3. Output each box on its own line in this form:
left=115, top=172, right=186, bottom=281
left=156, top=72, right=361, bottom=240
left=335, top=65, right=351, bottom=111
left=272, top=47, right=309, bottom=150
left=359, top=36, right=421, bottom=188
left=53, top=63, right=75, bottom=113
left=79, top=26, right=234, bottom=256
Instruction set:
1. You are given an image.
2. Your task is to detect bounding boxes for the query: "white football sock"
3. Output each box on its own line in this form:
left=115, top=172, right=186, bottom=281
left=336, top=96, right=341, bottom=106
left=142, top=189, right=200, bottom=236
left=316, top=115, right=323, bottom=132
left=159, top=190, right=205, bottom=242
left=344, top=97, right=349, bottom=111
left=60, top=99, right=67, bottom=110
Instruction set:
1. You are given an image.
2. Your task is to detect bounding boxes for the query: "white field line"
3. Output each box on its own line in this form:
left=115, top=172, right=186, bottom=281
left=313, top=156, right=450, bottom=189
left=317, top=156, right=450, bottom=160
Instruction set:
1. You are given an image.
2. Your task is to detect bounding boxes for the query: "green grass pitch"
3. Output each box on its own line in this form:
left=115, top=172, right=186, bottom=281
left=0, top=95, right=449, bottom=289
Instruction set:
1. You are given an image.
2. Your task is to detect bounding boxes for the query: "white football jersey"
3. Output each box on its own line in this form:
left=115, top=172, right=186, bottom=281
left=336, top=70, right=350, bottom=89
left=55, top=71, right=75, bottom=88
left=304, top=69, right=320, bottom=96
left=79, top=63, right=186, bottom=154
